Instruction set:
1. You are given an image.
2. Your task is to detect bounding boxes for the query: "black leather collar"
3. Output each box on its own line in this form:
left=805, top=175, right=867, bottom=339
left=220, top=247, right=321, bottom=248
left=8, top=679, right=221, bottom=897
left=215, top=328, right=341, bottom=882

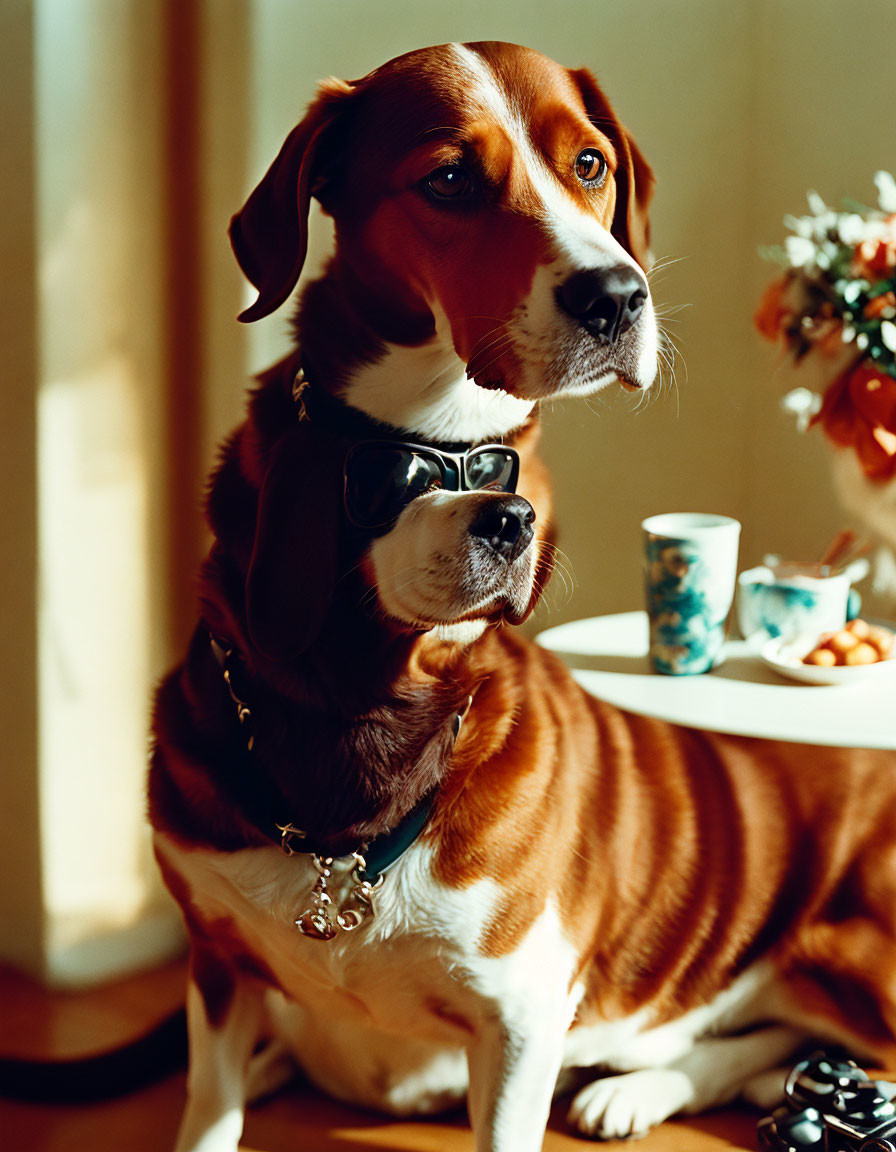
left=292, top=369, right=477, bottom=454
left=210, top=634, right=471, bottom=880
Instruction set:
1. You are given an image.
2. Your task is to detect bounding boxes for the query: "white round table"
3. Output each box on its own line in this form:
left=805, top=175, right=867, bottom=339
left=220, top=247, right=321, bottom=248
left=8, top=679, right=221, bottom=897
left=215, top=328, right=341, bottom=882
left=536, top=611, right=896, bottom=749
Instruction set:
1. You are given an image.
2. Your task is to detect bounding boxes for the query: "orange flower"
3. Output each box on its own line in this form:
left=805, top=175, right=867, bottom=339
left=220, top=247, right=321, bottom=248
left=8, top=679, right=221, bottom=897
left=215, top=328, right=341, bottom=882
left=811, top=362, right=896, bottom=481
left=754, top=277, right=790, bottom=342
left=815, top=318, right=846, bottom=357
left=857, top=237, right=896, bottom=276
left=864, top=291, right=896, bottom=320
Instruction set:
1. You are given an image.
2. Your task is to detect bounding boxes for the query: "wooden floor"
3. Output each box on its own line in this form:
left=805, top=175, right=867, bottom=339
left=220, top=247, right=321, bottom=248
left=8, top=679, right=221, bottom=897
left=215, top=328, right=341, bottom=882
left=1, top=1075, right=763, bottom=1152
left=0, top=960, right=764, bottom=1151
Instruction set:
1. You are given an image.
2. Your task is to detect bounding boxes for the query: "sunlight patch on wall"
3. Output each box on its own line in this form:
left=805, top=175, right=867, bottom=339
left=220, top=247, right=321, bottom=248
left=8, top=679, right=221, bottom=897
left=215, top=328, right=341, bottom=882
left=34, top=0, right=183, bottom=986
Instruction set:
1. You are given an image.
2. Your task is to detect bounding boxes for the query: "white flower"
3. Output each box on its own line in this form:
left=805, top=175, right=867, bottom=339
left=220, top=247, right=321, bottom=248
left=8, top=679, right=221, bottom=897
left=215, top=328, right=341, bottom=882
left=784, top=234, right=818, bottom=269
left=784, top=213, right=816, bottom=239
left=837, top=213, right=872, bottom=244
left=807, top=190, right=829, bottom=217
left=875, top=171, right=896, bottom=213
left=860, top=216, right=896, bottom=245
left=781, top=387, right=822, bottom=433
left=881, top=320, right=896, bottom=352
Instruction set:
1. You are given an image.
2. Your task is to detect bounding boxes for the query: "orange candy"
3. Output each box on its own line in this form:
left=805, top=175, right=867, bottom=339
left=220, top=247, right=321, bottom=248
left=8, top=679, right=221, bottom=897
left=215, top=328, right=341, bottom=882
left=801, top=620, right=894, bottom=666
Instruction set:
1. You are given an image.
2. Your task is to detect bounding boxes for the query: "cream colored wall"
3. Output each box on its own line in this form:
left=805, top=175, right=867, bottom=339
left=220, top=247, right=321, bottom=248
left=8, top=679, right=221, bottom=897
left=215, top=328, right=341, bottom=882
left=0, top=0, right=188, bottom=983
left=34, top=0, right=186, bottom=983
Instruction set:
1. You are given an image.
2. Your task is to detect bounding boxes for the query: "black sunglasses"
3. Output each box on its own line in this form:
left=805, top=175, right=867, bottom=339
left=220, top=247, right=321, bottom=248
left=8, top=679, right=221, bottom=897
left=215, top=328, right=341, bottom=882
left=343, top=440, right=520, bottom=532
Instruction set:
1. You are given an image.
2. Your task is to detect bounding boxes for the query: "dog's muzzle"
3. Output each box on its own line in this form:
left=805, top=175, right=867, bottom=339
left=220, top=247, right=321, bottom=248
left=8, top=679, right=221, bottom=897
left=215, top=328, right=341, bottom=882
left=555, top=265, right=648, bottom=344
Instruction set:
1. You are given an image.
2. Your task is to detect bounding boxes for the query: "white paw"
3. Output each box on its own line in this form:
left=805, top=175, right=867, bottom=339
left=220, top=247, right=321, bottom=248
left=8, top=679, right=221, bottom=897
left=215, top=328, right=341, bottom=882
left=741, top=1067, right=788, bottom=1111
left=245, top=1039, right=296, bottom=1103
left=568, top=1069, right=695, bottom=1140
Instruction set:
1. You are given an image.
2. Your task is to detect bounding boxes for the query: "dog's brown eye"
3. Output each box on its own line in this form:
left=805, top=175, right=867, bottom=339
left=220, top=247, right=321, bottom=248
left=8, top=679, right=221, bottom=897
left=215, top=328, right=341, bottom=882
left=575, top=149, right=607, bottom=185
left=425, top=165, right=473, bottom=200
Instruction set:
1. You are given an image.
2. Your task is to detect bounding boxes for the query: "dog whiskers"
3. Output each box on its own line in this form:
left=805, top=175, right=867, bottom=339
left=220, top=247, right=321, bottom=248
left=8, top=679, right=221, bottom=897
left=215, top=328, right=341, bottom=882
left=358, top=584, right=383, bottom=611
left=466, top=319, right=511, bottom=359
left=358, top=567, right=422, bottom=611
left=535, top=542, right=576, bottom=614
left=467, top=329, right=512, bottom=368
left=334, top=559, right=368, bottom=589
left=584, top=391, right=613, bottom=418
left=654, top=320, right=684, bottom=418
left=413, top=124, right=464, bottom=141
left=468, top=336, right=515, bottom=380
left=652, top=304, right=690, bottom=322
left=361, top=565, right=441, bottom=620
left=647, top=253, right=688, bottom=285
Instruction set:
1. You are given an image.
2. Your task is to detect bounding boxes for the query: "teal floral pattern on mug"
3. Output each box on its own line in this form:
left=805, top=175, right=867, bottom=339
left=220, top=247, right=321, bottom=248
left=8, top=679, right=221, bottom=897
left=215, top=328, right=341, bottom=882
left=642, top=514, right=741, bottom=675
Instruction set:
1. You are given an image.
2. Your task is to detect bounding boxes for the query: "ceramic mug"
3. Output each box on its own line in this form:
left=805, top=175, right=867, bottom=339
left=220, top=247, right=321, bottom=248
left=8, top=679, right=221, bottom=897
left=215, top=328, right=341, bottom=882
left=736, top=563, right=856, bottom=645
left=642, top=513, right=742, bottom=675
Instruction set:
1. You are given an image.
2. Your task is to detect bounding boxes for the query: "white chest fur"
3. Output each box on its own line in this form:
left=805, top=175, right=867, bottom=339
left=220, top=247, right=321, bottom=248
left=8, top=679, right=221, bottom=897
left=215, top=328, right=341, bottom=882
left=157, top=832, right=577, bottom=1111
left=157, top=832, right=786, bottom=1122
left=158, top=836, right=502, bottom=1006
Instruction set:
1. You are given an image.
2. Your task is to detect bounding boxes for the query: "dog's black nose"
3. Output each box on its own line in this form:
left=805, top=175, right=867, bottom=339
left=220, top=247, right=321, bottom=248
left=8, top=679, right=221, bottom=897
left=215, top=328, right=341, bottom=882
left=469, top=496, right=535, bottom=562
left=556, top=266, right=647, bottom=342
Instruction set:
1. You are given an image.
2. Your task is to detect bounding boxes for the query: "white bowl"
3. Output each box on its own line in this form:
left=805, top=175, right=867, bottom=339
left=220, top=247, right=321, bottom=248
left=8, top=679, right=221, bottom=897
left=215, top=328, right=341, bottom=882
left=761, top=630, right=896, bottom=685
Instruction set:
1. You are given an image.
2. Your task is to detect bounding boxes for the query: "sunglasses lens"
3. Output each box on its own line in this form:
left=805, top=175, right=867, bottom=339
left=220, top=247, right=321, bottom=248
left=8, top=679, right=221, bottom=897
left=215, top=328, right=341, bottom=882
left=465, top=450, right=517, bottom=492
left=345, top=447, right=443, bottom=527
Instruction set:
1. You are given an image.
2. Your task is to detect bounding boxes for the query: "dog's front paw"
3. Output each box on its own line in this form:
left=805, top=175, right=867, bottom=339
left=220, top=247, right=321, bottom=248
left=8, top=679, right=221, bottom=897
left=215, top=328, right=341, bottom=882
left=568, top=1069, right=695, bottom=1140
left=740, top=1066, right=788, bottom=1112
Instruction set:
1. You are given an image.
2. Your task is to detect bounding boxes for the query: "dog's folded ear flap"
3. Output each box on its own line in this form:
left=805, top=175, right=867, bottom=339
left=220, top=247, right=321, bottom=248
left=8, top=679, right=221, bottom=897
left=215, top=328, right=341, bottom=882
left=612, top=129, right=654, bottom=272
left=245, top=427, right=344, bottom=661
left=568, top=67, right=655, bottom=271
left=229, top=78, right=354, bottom=324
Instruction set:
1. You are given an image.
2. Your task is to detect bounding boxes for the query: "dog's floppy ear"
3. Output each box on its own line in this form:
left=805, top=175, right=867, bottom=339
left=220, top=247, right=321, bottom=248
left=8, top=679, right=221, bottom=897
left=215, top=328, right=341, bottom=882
left=568, top=67, right=655, bottom=270
left=612, top=128, right=654, bottom=272
left=230, top=79, right=354, bottom=323
left=245, top=426, right=344, bottom=660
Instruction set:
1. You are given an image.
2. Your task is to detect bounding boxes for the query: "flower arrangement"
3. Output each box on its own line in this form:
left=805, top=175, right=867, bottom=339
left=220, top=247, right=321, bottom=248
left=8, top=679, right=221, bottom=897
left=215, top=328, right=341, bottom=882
left=755, top=172, right=896, bottom=482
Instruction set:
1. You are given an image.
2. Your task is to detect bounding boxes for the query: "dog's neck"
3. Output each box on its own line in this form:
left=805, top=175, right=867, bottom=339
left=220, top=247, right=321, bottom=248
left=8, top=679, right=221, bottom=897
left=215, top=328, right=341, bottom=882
left=296, top=270, right=535, bottom=444
left=194, top=602, right=482, bottom=858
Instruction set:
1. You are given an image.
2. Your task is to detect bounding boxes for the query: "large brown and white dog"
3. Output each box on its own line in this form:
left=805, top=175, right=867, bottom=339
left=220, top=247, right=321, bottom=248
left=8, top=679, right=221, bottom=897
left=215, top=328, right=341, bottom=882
left=229, top=40, right=659, bottom=443
left=150, top=41, right=896, bottom=1152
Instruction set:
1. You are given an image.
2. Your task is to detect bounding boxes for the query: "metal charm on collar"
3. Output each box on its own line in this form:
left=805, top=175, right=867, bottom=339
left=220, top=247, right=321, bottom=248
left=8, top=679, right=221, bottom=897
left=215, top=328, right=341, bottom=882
left=210, top=636, right=254, bottom=752
left=295, top=851, right=384, bottom=941
left=276, top=822, right=306, bottom=856
left=292, top=370, right=310, bottom=421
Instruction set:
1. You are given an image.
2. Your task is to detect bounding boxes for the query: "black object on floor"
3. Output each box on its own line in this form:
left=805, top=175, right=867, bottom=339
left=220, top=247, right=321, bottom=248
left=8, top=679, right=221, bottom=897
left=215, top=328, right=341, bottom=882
left=0, top=1006, right=187, bottom=1103
left=758, top=1052, right=896, bottom=1151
